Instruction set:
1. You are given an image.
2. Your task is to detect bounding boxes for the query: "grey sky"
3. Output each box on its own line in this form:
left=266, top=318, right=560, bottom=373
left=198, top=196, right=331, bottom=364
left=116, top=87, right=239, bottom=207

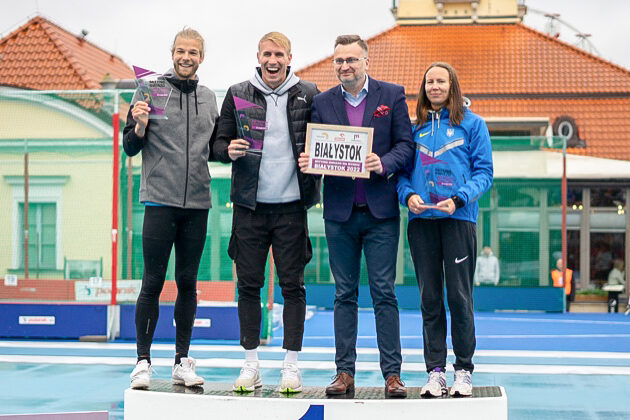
left=2, top=0, right=629, bottom=89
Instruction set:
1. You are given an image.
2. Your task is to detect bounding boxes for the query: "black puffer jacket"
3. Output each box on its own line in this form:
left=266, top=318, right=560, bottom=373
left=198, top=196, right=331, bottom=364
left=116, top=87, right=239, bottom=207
left=213, top=79, right=320, bottom=210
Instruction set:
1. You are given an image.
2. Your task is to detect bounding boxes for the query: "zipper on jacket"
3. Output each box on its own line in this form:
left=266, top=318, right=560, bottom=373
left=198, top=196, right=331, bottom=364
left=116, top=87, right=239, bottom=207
left=183, top=92, right=190, bottom=207
left=252, top=88, right=265, bottom=205
left=286, top=89, right=305, bottom=205
left=430, top=110, right=440, bottom=208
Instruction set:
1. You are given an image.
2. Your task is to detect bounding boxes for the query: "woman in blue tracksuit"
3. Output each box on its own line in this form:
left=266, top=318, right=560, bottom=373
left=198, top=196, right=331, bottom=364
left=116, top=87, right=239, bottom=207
left=397, top=62, right=493, bottom=398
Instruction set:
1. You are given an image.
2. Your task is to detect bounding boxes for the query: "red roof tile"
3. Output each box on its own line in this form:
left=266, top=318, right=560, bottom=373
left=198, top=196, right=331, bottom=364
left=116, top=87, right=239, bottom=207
left=0, top=16, right=133, bottom=90
left=297, top=23, right=630, bottom=161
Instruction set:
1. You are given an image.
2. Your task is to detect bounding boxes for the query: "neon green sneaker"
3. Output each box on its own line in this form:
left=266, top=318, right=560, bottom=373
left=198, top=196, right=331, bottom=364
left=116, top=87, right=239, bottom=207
left=277, top=362, right=302, bottom=393
left=233, top=361, right=262, bottom=392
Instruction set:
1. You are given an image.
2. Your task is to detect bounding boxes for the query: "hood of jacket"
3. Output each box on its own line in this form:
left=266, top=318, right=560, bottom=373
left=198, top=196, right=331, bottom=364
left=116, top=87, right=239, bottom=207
left=163, top=68, right=199, bottom=94
left=163, top=68, right=200, bottom=114
left=250, top=67, right=300, bottom=96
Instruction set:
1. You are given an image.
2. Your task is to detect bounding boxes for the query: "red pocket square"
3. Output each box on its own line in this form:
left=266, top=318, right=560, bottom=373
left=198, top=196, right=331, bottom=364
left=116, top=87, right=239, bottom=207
left=373, top=105, right=390, bottom=117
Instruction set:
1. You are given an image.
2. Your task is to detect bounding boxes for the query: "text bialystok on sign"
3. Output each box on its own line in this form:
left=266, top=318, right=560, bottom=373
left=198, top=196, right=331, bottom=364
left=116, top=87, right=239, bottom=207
left=304, top=123, right=373, bottom=179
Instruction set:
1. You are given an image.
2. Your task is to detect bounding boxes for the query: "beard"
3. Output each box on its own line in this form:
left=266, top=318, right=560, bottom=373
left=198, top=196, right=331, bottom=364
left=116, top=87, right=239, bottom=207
left=173, top=61, right=198, bottom=79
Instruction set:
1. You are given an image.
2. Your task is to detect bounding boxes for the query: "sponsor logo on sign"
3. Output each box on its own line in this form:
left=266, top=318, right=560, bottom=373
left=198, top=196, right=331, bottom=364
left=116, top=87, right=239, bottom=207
left=19, top=316, right=55, bottom=325
left=334, top=133, right=346, bottom=142
left=75, top=280, right=141, bottom=302
left=173, top=318, right=211, bottom=328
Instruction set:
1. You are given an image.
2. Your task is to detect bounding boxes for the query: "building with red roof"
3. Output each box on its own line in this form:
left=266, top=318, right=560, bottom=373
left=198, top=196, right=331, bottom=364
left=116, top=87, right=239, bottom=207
left=297, top=0, right=629, bottom=303
left=0, top=16, right=134, bottom=286
left=297, top=5, right=630, bottom=161
left=0, top=15, right=133, bottom=90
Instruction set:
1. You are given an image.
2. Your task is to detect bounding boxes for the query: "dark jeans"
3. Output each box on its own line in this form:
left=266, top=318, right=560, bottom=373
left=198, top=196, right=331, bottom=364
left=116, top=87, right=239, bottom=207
left=135, top=206, right=209, bottom=357
left=408, top=217, right=477, bottom=373
left=229, top=205, right=310, bottom=351
left=325, top=207, right=402, bottom=379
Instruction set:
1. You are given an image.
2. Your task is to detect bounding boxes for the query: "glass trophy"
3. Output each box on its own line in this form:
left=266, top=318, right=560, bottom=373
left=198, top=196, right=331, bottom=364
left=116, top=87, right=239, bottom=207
left=233, top=96, right=267, bottom=153
left=420, top=154, right=456, bottom=209
left=131, top=65, right=172, bottom=119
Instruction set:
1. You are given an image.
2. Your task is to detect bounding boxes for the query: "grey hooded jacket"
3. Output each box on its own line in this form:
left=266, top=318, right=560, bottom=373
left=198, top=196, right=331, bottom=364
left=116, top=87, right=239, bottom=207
left=123, top=69, right=219, bottom=209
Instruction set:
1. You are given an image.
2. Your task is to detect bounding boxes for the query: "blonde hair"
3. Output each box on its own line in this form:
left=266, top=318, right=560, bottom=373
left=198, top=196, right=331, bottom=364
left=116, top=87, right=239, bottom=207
left=258, top=31, right=291, bottom=54
left=171, top=27, right=205, bottom=57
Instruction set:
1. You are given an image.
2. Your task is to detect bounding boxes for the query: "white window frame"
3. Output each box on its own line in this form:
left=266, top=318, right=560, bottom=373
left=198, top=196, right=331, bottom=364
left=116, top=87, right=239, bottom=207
left=4, top=176, right=68, bottom=270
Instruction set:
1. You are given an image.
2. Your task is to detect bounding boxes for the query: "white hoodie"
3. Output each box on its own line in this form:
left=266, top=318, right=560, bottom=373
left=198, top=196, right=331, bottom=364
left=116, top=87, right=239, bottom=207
left=474, top=251, right=500, bottom=285
left=250, top=70, right=300, bottom=203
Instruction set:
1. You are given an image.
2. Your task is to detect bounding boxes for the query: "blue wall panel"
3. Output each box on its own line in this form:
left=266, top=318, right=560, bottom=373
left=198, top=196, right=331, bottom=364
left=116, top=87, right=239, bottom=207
left=119, top=304, right=240, bottom=340
left=0, top=303, right=107, bottom=338
left=275, top=284, right=565, bottom=312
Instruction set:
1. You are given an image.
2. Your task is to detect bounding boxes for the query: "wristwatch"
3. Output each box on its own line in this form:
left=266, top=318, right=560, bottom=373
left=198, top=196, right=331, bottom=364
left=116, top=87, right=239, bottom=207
left=451, top=195, right=464, bottom=209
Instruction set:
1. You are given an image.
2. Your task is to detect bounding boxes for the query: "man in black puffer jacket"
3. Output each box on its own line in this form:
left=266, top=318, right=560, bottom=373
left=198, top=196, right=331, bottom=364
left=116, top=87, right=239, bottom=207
left=213, top=31, right=319, bottom=394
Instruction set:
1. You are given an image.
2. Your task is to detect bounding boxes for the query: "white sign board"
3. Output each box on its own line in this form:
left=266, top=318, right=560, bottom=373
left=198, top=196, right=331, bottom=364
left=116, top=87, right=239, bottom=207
left=4, top=274, right=18, bottom=286
left=75, top=280, right=141, bottom=302
left=19, top=316, right=55, bottom=325
left=173, top=318, right=211, bottom=328
left=305, top=123, right=373, bottom=178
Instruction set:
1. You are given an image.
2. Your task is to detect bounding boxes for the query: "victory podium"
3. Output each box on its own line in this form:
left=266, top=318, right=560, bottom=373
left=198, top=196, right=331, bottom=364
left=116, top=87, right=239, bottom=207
left=125, top=381, right=507, bottom=419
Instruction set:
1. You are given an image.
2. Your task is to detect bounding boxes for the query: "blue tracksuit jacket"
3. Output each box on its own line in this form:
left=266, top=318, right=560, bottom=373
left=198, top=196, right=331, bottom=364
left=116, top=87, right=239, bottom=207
left=397, top=107, right=493, bottom=223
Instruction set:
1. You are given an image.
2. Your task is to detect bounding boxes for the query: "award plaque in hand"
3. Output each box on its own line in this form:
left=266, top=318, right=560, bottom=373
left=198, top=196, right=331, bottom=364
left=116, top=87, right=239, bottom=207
left=233, top=96, right=267, bottom=154
left=131, top=65, right=172, bottom=120
left=304, top=123, right=373, bottom=178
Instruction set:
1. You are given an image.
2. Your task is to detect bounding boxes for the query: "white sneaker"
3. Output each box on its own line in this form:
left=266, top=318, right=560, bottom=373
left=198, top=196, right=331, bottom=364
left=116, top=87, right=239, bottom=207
left=450, top=369, right=473, bottom=397
left=172, top=357, right=204, bottom=387
left=233, top=361, right=262, bottom=392
left=130, top=360, right=151, bottom=389
left=278, top=362, right=302, bottom=393
left=420, top=368, right=447, bottom=397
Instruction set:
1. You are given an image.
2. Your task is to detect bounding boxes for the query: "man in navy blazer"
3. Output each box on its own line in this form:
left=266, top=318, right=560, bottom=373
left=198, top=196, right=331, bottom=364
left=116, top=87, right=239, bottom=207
left=299, top=35, right=414, bottom=398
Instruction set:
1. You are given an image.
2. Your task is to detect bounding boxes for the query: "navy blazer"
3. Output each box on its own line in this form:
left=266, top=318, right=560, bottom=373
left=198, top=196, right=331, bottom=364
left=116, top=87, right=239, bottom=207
left=312, top=77, right=414, bottom=222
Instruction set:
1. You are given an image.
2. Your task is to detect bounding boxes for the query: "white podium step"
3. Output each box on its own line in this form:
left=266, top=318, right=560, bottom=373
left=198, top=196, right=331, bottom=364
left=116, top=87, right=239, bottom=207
left=124, top=381, right=507, bottom=420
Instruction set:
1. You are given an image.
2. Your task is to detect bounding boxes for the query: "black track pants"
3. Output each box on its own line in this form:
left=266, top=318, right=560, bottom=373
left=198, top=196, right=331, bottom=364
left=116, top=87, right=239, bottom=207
left=407, top=217, right=477, bottom=372
left=135, top=206, right=208, bottom=357
left=229, top=205, right=310, bottom=351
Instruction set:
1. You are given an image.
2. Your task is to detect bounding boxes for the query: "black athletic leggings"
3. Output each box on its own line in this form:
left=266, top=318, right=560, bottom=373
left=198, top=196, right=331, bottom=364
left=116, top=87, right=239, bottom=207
left=135, top=206, right=209, bottom=357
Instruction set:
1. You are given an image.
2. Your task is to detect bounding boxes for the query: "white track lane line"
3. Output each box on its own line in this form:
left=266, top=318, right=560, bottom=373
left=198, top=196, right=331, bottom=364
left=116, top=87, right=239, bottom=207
left=2, top=340, right=630, bottom=359
left=2, top=354, right=630, bottom=375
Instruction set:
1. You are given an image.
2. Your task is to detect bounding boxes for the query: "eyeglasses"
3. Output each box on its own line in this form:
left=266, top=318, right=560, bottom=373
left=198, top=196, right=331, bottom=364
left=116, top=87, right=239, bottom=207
left=332, top=57, right=367, bottom=65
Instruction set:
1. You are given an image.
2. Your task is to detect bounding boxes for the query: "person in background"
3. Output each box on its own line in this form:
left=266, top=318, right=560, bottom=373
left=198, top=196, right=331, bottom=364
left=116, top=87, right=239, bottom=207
left=551, top=258, right=574, bottom=312
left=123, top=28, right=219, bottom=390
left=605, top=259, right=625, bottom=313
left=474, top=246, right=500, bottom=286
left=397, top=62, right=493, bottom=398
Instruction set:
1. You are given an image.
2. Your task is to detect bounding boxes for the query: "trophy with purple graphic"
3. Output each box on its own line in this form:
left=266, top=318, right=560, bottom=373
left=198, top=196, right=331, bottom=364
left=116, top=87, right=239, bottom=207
left=131, top=65, right=172, bottom=119
left=233, top=96, right=267, bottom=153
left=422, top=154, right=456, bottom=208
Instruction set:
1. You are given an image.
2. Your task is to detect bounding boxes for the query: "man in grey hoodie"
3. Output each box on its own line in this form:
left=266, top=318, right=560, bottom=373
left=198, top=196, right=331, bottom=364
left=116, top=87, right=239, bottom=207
left=123, top=28, right=219, bottom=390
left=213, top=31, right=320, bottom=394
